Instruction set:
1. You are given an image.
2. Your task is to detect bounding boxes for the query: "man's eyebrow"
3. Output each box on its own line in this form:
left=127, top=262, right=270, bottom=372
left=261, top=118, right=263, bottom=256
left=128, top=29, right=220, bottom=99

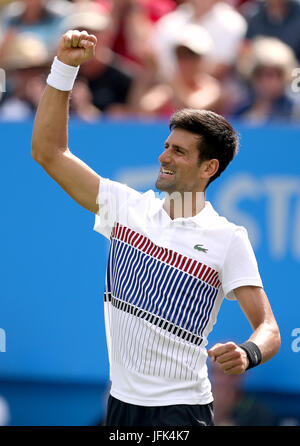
left=164, top=142, right=187, bottom=151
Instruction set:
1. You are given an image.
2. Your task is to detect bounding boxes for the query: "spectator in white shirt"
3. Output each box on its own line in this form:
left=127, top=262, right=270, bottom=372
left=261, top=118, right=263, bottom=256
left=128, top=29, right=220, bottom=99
left=150, top=0, right=247, bottom=81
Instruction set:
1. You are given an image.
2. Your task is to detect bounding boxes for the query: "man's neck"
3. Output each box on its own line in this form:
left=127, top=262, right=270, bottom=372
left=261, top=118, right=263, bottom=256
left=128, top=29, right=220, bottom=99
left=163, top=191, right=205, bottom=219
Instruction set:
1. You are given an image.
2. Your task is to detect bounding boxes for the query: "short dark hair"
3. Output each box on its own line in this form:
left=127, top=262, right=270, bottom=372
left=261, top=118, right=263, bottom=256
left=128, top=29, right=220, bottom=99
left=169, top=108, right=239, bottom=188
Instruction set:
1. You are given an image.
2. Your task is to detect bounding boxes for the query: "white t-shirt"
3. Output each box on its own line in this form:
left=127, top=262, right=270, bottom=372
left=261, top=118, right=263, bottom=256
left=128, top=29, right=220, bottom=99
left=94, top=178, right=263, bottom=406
left=151, top=2, right=247, bottom=79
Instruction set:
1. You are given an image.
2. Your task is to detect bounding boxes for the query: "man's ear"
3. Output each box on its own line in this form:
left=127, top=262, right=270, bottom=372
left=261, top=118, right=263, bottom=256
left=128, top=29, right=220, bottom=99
left=200, top=159, right=219, bottom=180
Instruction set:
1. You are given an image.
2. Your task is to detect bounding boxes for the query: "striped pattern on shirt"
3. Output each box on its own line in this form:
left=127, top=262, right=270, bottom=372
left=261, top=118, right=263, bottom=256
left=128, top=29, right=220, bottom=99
left=104, top=222, right=221, bottom=380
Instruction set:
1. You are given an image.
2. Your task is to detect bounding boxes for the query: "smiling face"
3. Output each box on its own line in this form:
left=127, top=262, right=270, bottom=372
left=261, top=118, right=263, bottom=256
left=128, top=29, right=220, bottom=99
left=155, top=128, right=218, bottom=195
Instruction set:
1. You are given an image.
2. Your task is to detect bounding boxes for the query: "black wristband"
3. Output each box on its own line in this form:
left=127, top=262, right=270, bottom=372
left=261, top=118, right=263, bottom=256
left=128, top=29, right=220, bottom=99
left=239, top=341, right=262, bottom=370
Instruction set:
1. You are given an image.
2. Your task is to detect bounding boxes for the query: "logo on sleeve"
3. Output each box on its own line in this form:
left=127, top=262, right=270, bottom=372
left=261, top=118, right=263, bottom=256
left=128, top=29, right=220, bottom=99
left=194, top=244, right=208, bottom=253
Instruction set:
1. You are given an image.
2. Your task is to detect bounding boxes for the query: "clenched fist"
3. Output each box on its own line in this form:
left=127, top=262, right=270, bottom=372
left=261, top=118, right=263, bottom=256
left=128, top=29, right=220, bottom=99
left=208, top=341, right=249, bottom=375
left=57, top=30, right=97, bottom=67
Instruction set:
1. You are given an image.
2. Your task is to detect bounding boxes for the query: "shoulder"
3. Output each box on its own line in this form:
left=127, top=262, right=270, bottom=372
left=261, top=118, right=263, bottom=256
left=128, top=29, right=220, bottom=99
left=100, top=176, right=140, bottom=193
left=206, top=202, right=242, bottom=231
left=206, top=203, right=250, bottom=247
left=130, top=189, right=162, bottom=216
left=217, top=209, right=249, bottom=237
left=99, top=176, right=158, bottom=207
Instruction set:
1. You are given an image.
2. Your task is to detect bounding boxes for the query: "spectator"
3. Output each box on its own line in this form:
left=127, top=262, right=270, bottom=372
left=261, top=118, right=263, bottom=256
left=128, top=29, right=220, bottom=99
left=110, top=0, right=176, bottom=66
left=150, top=0, right=247, bottom=81
left=0, top=0, right=69, bottom=53
left=133, top=24, right=222, bottom=117
left=245, top=0, right=300, bottom=62
left=0, top=33, right=50, bottom=120
left=210, top=360, right=277, bottom=426
left=70, top=77, right=102, bottom=122
left=61, top=5, right=137, bottom=117
left=0, top=1, right=10, bottom=42
left=232, top=37, right=299, bottom=123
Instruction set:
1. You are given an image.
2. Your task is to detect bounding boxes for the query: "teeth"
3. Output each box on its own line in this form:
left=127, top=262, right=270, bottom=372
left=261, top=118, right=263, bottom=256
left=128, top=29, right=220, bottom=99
left=162, top=168, right=175, bottom=175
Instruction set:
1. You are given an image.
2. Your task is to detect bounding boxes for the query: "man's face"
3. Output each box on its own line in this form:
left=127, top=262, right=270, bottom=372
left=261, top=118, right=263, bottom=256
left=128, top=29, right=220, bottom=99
left=156, top=128, right=206, bottom=194
left=175, top=46, right=203, bottom=80
left=253, top=65, right=285, bottom=99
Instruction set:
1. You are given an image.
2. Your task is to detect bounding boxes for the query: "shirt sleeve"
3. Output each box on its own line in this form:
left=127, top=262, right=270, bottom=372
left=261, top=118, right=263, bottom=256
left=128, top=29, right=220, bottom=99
left=220, top=226, right=263, bottom=300
left=93, top=177, right=142, bottom=240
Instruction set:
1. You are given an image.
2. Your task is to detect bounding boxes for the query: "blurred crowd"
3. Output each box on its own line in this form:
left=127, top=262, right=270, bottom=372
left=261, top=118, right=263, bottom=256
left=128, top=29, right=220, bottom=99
left=1, top=0, right=300, bottom=123
left=209, top=360, right=300, bottom=426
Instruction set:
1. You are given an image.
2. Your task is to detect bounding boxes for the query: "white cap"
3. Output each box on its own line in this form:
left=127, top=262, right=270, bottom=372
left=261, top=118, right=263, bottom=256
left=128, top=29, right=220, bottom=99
left=174, top=24, right=213, bottom=56
left=2, top=33, right=49, bottom=70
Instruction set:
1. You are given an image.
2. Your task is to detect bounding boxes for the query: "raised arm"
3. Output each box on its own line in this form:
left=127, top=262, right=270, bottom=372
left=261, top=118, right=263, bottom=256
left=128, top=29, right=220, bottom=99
left=31, top=30, right=100, bottom=214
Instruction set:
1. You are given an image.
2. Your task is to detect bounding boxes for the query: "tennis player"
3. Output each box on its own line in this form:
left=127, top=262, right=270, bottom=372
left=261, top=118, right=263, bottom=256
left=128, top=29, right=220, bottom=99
left=31, top=30, right=281, bottom=427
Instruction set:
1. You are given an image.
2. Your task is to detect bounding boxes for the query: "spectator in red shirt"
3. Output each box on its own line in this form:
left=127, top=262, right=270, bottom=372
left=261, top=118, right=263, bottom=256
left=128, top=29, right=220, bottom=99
left=110, top=0, right=177, bottom=65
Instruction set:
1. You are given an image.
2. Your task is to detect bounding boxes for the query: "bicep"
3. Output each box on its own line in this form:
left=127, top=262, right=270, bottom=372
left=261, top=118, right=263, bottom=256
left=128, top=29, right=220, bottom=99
left=39, top=149, right=100, bottom=214
left=234, top=286, right=276, bottom=330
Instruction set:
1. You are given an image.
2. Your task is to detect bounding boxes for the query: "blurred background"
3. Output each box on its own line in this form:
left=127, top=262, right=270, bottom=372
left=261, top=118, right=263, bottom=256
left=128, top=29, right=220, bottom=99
left=0, top=0, right=300, bottom=426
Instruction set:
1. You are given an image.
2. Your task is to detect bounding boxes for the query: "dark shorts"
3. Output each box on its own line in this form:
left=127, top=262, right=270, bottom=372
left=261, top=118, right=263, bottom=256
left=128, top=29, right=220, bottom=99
left=105, top=395, right=214, bottom=427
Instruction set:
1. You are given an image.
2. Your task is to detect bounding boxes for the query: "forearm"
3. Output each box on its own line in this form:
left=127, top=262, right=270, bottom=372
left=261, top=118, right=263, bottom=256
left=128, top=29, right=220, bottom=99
left=30, top=30, right=100, bottom=214
left=247, top=321, right=281, bottom=364
left=31, top=85, right=71, bottom=163
left=208, top=287, right=281, bottom=374
left=236, top=286, right=281, bottom=366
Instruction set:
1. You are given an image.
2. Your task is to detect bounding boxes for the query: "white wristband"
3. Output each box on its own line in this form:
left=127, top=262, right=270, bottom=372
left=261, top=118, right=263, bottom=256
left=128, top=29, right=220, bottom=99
left=46, top=56, right=80, bottom=91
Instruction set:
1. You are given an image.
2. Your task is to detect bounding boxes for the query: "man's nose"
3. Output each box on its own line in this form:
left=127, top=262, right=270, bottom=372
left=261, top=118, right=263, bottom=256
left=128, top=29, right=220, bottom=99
left=159, top=148, right=172, bottom=164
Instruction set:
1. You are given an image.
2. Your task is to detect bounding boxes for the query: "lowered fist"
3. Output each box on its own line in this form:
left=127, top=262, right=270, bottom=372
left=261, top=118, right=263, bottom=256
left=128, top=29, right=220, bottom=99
left=57, top=30, right=97, bottom=67
left=208, top=341, right=249, bottom=375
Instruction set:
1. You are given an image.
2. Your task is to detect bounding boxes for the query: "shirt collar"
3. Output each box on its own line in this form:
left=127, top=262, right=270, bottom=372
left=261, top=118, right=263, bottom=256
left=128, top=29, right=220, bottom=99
left=149, top=195, right=218, bottom=227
